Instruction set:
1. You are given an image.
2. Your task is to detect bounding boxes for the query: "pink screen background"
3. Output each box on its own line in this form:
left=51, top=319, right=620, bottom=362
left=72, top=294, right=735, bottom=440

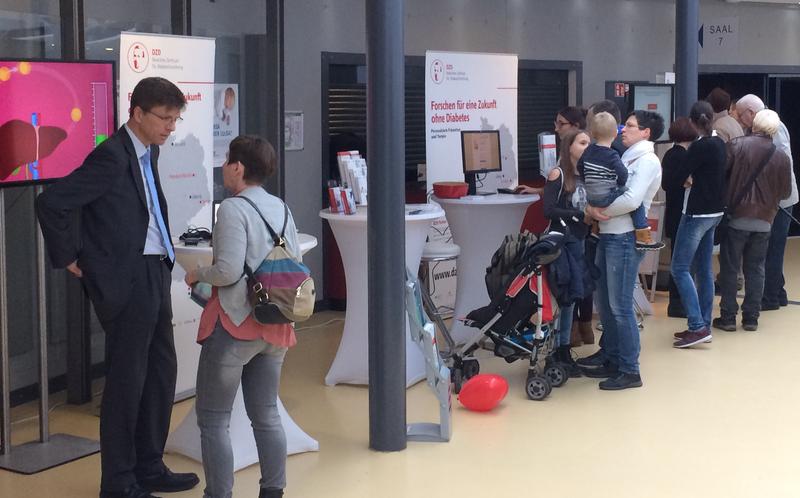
left=0, top=60, right=115, bottom=185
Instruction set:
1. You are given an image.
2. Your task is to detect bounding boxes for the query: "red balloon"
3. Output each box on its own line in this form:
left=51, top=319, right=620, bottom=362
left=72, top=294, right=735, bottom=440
left=457, top=374, right=509, bottom=412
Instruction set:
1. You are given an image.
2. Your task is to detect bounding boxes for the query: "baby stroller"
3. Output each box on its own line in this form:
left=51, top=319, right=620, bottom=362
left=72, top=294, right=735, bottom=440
left=449, top=231, right=566, bottom=401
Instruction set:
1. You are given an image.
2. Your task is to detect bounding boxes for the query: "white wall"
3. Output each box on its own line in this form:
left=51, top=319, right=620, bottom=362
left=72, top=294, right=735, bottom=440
left=284, top=0, right=800, bottom=296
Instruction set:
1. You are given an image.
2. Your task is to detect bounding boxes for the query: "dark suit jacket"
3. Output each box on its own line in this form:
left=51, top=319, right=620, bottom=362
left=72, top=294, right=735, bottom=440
left=36, top=126, right=173, bottom=323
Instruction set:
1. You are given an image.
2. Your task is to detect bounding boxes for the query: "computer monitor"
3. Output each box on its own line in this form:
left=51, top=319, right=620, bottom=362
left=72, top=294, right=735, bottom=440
left=460, top=130, right=502, bottom=195
left=0, top=59, right=116, bottom=186
left=629, top=83, right=673, bottom=142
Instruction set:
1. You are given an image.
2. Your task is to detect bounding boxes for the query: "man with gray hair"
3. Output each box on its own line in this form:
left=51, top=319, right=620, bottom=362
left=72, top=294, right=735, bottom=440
left=736, top=95, right=798, bottom=311
left=713, top=109, right=791, bottom=332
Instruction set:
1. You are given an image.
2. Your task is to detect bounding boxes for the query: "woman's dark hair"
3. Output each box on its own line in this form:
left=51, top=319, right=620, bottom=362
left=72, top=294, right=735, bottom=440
left=557, top=106, right=587, bottom=129
left=629, top=110, right=665, bottom=142
left=129, top=77, right=186, bottom=117
left=228, top=135, right=276, bottom=184
left=589, top=100, right=621, bottom=124
left=689, top=100, right=714, bottom=137
left=668, top=117, right=698, bottom=143
left=706, top=87, right=731, bottom=113
left=558, top=129, right=589, bottom=195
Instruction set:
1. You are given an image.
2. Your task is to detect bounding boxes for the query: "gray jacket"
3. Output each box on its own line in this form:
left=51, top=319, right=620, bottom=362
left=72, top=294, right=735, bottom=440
left=195, top=186, right=301, bottom=326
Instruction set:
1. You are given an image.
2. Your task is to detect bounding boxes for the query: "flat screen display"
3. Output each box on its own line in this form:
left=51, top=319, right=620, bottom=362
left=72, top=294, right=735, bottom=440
left=630, top=84, right=673, bottom=142
left=461, top=130, right=502, bottom=174
left=0, top=60, right=116, bottom=186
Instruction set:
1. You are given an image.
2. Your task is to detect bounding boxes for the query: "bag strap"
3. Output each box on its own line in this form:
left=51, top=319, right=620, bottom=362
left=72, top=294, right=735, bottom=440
left=235, top=195, right=288, bottom=247
left=728, top=144, right=776, bottom=213
left=235, top=195, right=290, bottom=281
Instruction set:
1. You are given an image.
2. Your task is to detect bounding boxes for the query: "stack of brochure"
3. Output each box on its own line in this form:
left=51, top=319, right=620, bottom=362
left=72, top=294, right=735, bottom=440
left=336, top=150, right=368, bottom=205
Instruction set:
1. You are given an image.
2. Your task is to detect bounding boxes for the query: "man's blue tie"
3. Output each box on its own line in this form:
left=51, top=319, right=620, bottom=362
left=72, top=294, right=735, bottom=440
left=141, top=148, right=175, bottom=262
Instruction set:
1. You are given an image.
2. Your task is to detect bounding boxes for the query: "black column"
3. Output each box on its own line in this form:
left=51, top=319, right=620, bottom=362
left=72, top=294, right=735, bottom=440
left=366, top=0, right=406, bottom=451
left=675, top=0, right=699, bottom=116
left=266, top=0, right=285, bottom=198
left=170, top=0, right=191, bottom=36
left=60, top=0, right=84, bottom=60
left=60, top=0, right=92, bottom=405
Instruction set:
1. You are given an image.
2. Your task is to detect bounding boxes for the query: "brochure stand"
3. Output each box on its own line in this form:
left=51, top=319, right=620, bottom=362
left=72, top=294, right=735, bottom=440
left=0, top=187, right=99, bottom=474
left=403, top=268, right=451, bottom=443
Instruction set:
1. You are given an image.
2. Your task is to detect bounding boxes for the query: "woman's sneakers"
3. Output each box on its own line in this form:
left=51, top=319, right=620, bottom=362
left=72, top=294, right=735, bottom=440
left=673, top=328, right=712, bottom=348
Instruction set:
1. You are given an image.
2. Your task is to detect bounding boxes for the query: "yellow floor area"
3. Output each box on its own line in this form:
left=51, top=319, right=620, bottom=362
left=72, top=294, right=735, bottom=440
left=3, top=240, right=800, bottom=497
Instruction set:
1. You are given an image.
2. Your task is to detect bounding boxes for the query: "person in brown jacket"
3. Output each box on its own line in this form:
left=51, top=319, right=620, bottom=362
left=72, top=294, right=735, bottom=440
left=713, top=109, right=792, bottom=332
left=706, top=87, right=744, bottom=143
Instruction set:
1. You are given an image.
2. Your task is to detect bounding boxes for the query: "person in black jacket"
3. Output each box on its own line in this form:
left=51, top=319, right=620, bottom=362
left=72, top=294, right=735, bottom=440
left=36, top=77, right=199, bottom=498
left=669, top=101, right=727, bottom=348
left=660, top=118, right=698, bottom=318
left=542, top=129, right=591, bottom=376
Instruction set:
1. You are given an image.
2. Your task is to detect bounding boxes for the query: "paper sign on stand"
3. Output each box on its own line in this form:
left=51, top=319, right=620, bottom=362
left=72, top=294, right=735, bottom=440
left=213, top=84, right=239, bottom=168
left=538, top=133, right=557, bottom=179
left=424, top=51, right=518, bottom=308
left=425, top=51, right=519, bottom=193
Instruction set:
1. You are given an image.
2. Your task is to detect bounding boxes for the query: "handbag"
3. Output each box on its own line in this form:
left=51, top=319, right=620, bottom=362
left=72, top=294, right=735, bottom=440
left=714, top=145, right=776, bottom=245
left=236, top=196, right=316, bottom=324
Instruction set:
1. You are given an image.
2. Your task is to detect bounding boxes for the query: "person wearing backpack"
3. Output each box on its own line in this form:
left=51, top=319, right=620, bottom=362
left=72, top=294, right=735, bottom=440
left=184, top=136, right=301, bottom=498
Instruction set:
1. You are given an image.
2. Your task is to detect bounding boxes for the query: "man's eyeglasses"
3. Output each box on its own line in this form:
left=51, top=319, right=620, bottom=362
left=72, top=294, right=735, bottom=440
left=554, top=119, right=572, bottom=127
left=146, top=110, right=183, bottom=125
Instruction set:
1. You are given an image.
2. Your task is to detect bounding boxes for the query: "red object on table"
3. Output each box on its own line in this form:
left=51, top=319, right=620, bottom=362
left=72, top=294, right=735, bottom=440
left=432, top=181, right=469, bottom=199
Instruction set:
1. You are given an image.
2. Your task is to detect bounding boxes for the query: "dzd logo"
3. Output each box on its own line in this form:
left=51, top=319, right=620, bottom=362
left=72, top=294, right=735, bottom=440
left=430, top=59, right=444, bottom=84
left=127, top=42, right=149, bottom=73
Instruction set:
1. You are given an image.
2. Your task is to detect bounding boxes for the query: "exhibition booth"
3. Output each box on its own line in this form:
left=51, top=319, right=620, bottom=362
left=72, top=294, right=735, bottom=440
left=0, top=35, right=670, bottom=473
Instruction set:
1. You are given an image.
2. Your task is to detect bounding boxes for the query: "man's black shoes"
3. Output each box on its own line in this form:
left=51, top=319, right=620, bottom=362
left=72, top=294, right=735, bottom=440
left=576, top=350, right=606, bottom=368
left=581, top=361, right=619, bottom=378
left=599, top=372, right=643, bottom=391
left=139, top=469, right=200, bottom=493
left=100, top=484, right=160, bottom=498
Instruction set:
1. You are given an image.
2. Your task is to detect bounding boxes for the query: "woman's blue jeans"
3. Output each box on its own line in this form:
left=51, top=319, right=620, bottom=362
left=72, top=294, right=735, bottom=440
left=595, top=231, right=644, bottom=374
left=196, top=324, right=288, bottom=498
left=670, top=214, right=721, bottom=332
left=558, top=303, right=576, bottom=347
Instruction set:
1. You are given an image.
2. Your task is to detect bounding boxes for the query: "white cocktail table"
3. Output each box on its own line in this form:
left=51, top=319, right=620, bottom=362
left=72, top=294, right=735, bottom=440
left=432, top=194, right=539, bottom=344
left=319, top=204, right=444, bottom=386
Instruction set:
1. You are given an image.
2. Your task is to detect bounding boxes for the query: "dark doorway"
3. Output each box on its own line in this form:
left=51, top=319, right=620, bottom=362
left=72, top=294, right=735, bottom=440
left=772, top=77, right=800, bottom=235
left=698, top=73, right=767, bottom=104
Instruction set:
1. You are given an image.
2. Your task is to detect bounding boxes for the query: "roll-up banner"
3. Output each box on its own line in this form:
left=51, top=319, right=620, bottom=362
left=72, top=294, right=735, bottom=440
left=120, top=32, right=215, bottom=397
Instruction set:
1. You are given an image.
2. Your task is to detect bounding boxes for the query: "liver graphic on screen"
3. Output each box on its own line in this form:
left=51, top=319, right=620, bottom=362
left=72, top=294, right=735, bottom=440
left=0, top=120, right=68, bottom=180
left=0, top=60, right=115, bottom=185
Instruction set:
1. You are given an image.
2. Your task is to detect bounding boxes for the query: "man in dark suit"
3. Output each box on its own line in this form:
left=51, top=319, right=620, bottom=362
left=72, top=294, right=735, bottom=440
left=36, top=77, right=199, bottom=498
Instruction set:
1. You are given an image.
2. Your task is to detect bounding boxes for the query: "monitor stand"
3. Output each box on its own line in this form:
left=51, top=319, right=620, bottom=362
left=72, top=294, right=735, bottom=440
left=464, top=172, right=494, bottom=195
left=465, top=172, right=477, bottom=195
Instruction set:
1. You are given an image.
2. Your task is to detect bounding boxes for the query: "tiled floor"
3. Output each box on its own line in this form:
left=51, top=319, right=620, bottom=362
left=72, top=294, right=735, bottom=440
left=3, top=241, right=800, bottom=497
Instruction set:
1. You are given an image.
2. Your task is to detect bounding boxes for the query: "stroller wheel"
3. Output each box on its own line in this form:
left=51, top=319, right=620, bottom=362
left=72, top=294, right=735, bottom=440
left=462, top=358, right=480, bottom=380
left=544, top=364, right=568, bottom=388
left=525, top=376, right=551, bottom=401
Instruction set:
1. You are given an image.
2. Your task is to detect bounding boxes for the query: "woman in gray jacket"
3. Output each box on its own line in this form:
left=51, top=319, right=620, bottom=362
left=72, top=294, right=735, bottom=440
left=185, top=136, right=301, bottom=498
